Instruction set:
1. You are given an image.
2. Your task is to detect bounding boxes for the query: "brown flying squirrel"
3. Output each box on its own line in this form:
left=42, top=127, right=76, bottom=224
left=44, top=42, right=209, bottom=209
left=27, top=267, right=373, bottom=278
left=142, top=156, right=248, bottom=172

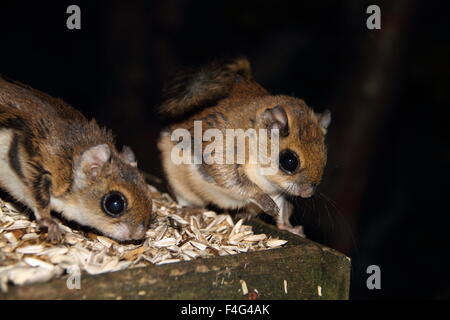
left=158, top=58, right=331, bottom=235
left=0, top=77, right=153, bottom=241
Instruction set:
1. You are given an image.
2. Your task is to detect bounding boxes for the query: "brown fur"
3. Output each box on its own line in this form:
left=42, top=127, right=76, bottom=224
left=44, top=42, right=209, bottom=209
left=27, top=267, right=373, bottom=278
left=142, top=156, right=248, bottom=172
left=159, top=57, right=259, bottom=119
left=0, top=77, right=152, bottom=241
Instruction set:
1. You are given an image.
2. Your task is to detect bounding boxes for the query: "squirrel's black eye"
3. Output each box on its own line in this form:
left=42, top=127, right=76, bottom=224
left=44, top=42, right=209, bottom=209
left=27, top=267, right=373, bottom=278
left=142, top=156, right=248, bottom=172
left=102, top=191, right=127, bottom=217
left=279, top=149, right=300, bottom=174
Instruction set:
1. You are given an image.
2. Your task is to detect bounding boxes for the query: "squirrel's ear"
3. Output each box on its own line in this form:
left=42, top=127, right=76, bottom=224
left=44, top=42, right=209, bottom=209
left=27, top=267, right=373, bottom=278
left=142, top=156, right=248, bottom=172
left=159, top=57, right=252, bottom=119
left=261, top=105, right=289, bottom=137
left=121, top=145, right=137, bottom=167
left=74, top=144, right=111, bottom=187
left=316, top=109, right=331, bottom=134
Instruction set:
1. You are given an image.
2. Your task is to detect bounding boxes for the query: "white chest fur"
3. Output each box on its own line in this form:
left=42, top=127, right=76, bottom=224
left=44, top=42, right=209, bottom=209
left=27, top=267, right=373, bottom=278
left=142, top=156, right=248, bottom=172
left=0, top=129, right=36, bottom=211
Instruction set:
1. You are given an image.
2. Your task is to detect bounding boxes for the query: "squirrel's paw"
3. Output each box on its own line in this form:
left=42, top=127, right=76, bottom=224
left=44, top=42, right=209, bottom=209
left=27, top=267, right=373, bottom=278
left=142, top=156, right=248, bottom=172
left=38, top=218, right=62, bottom=243
left=277, top=223, right=305, bottom=237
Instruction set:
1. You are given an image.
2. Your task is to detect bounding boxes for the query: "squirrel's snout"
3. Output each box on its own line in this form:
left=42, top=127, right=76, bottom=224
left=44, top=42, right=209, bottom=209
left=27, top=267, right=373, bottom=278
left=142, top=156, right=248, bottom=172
left=298, top=184, right=317, bottom=198
left=130, top=223, right=147, bottom=240
left=114, top=222, right=147, bottom=240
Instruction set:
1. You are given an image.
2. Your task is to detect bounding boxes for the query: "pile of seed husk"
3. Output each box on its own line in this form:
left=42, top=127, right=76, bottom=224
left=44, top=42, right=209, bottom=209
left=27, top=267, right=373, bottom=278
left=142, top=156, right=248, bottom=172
left=0, top=186, right=287, bottom=292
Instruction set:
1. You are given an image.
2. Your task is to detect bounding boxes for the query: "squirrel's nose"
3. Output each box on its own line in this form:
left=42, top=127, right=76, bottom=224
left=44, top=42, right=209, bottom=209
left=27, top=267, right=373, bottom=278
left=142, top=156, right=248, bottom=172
left=299, top=184, right=316, bottom=198
left=131, top=223, right=147, bottom=240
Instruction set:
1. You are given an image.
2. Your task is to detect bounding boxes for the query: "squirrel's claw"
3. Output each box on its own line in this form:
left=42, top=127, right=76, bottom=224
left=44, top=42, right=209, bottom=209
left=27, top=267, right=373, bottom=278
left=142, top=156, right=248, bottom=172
left=277, top=223, right=305, bottom=237
left=38, top=218, right=62, bottom=243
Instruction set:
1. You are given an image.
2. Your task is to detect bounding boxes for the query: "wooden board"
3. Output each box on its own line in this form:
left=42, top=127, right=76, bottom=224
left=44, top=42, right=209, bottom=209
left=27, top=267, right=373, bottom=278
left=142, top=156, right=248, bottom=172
left=0, top=220, right=350, bottom=300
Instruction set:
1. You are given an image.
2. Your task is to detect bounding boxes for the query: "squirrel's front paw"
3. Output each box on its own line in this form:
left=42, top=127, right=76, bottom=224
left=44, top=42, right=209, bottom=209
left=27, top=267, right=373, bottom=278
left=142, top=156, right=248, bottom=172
left=252, top=194, right=280, bottom=218
left=38, top=218, right=62, bottom=243
left=277, top=223, right=305, bottom=237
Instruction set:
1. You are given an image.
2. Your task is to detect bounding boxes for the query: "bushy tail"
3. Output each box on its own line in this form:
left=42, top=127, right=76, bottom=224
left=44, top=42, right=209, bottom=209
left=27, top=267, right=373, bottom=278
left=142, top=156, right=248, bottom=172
left=158, top=57, right=252, bottom=120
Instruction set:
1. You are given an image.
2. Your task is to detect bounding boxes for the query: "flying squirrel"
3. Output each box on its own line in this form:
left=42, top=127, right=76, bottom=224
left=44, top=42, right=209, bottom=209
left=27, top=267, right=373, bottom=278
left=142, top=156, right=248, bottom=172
left=158, top=58, right=331, bottom=236
left=0, top=77, right=153, bottom=241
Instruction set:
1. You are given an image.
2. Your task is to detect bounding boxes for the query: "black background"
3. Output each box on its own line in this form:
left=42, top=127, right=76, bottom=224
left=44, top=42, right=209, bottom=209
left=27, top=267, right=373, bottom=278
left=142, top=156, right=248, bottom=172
left=1, top=0, right=449, bottom=299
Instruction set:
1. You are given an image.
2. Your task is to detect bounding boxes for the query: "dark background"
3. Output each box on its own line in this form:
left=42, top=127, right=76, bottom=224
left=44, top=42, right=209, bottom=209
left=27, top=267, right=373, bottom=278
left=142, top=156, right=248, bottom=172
left=1, top=0, right=449, bottom=299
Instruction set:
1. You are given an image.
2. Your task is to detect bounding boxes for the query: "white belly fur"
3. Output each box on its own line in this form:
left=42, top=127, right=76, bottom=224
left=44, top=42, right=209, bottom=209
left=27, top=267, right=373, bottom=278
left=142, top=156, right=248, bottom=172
left=188, top=165, right=248, bottom=209
left=0, top=129, right=37, bottom=213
